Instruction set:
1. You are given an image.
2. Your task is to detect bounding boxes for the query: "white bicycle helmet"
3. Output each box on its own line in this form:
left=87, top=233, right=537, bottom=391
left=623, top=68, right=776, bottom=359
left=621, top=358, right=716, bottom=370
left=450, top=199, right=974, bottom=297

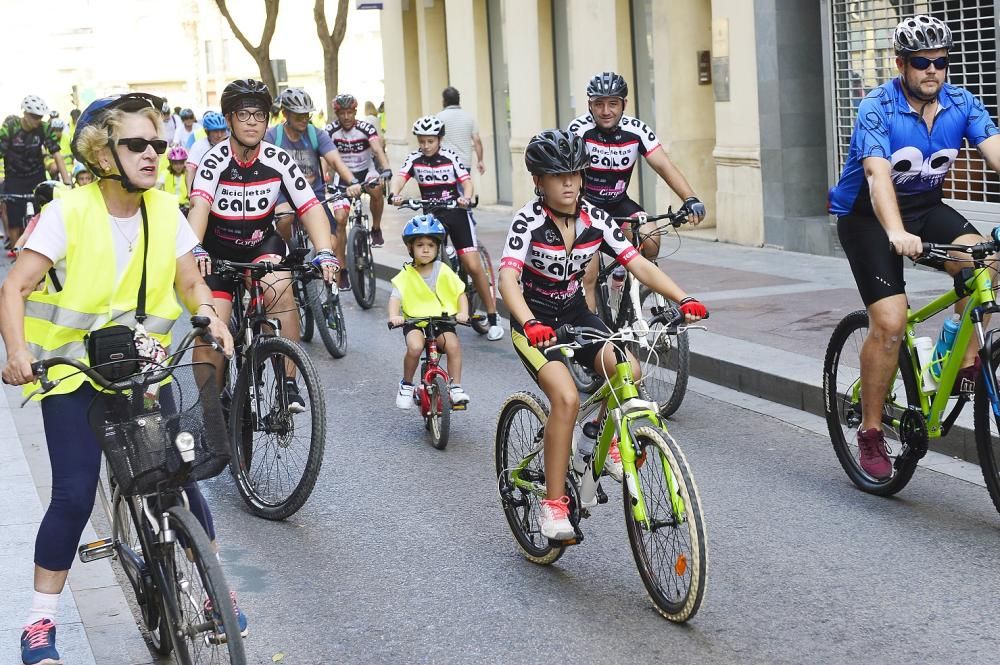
left=893, top=15, right=953, bottom=55
left=21, top=95, right=49, bottom=116
left=50, top=118, right=66, bottom=130
left=412, top=115, right=445, bottom=137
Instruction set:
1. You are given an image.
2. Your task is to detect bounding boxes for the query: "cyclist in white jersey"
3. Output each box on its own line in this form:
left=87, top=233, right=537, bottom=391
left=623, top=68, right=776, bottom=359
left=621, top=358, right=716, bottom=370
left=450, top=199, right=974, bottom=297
left=325, top=93, right=393, bottom=247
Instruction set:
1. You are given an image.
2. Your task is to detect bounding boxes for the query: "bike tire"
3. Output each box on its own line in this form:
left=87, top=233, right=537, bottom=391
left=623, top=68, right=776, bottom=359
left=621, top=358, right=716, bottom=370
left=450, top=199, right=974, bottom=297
left=347, top=223, right=376, bottom=309
left=635, top=287, right=690, bottom=418
left=974, top=343, right=1000, bottom=516
left=428, top=376, right=451, bottom=449
left=469, top=245, right=494, bottom=335
left=295, top=278, right=315, bottom=343
left=308, top=279, right=347, bottom=358
left=623, top=426, right=707, bottom=623
left=823, top=310, right=920, bottom=495
left=111, top=484, right=170, bottom=655
left=229, top=336, right=326, bottom=520
left=159, top=506, right=246, bottom=664
left=494, top=392, right=564, bottom=565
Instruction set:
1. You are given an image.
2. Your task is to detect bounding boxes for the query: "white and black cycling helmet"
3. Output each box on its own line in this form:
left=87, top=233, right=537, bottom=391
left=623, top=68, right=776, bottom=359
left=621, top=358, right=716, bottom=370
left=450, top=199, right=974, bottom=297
left=412, top=115, right=445, bottom=137
left=220, top=78, right=273, bottom=116
left=279, top=87, right=315, bottom=114
left=524, top=129, right=589, bottom=176
left=586, top=72, right=628, bottom=99
left=22, top=95, right=49, bottom=116
left=50, top=118, right=66, bottom=130
left=894, top=15, right=953, bottom=55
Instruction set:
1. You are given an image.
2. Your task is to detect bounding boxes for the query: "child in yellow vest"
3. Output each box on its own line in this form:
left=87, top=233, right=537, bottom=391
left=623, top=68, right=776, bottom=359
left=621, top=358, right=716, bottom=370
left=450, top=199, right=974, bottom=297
left=388, top=214, right=471, bottom=408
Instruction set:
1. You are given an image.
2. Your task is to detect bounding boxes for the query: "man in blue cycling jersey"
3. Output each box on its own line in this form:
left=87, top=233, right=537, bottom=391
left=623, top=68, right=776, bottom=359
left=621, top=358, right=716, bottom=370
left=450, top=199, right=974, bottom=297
left=830, top=15, right=1000, bottom=480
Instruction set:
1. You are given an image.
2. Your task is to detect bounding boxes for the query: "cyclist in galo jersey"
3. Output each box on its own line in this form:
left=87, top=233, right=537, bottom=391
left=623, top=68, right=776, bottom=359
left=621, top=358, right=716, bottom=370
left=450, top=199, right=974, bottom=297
left=325, top=93, right=394, bottom=248
left=187, top=79, right=339, bottom=410
left=569, top=71, right=706, bottom=308
left=388, top=115, right=505, bottom=341
left=830, top=15, right=1000, bottom=480
left=184, top=110, right=229, bottom=195
left=265, top=88, right=361, bottom=291
left=498, top=129, right=707, bottom=540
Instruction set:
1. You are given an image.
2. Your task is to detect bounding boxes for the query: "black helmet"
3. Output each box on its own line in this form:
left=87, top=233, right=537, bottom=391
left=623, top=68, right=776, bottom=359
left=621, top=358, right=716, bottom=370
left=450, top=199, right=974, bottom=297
left=586, top=71, right=628, bottom=99
left=524, top=129, right=589, bottom=176
left=33, top=180, right=62, bottom=209
left=220, top=79, right=272, bottom=116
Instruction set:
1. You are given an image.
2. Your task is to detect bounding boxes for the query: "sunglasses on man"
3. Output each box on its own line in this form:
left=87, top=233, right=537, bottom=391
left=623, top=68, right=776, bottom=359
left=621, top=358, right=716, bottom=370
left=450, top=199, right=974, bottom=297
left=907, top=56, right=949, bottom=71
left=117, top=137, right=168, bottom=154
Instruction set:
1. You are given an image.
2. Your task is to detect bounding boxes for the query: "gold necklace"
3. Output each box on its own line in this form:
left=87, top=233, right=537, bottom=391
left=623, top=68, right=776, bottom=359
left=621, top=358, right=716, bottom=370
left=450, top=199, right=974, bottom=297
left=111, top=215, right=140, bottom=252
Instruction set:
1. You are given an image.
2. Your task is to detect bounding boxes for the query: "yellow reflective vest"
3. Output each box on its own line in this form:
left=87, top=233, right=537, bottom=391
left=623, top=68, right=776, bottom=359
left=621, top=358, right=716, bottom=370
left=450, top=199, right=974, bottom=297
left=162, top=169, right=189, bottom=206
left=23, top=183, right=183, bottom=398
left=390, top=262, right=465, bottom=318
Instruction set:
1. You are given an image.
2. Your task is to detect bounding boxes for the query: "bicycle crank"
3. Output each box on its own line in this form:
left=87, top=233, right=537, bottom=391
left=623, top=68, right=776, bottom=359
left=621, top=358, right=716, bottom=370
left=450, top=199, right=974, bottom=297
left=897, top=406, right=929, bottom=465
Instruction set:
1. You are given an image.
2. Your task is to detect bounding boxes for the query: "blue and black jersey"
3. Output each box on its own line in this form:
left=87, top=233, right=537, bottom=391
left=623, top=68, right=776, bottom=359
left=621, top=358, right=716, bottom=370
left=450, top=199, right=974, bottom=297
left=828, top=78, right=999, bottom=220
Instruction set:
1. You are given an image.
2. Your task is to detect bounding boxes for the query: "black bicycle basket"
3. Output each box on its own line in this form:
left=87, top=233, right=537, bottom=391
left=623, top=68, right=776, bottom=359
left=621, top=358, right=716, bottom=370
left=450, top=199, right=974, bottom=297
left=88, top=361, right=230, bottom=496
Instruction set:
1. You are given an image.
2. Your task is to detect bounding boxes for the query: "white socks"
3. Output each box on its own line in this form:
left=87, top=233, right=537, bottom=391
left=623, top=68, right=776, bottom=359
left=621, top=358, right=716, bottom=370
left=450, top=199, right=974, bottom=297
left=25, top=591, right=59, bottom=626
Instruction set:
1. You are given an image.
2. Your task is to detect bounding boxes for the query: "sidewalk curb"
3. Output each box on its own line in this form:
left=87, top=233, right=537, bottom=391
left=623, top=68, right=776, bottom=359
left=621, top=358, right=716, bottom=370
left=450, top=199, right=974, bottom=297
left=370, top=254, right=980, bottom=465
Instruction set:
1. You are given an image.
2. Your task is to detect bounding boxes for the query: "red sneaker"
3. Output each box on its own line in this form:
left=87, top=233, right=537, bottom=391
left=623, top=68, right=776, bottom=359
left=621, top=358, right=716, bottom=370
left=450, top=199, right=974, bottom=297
left=857, top=428, right=892, bottom=480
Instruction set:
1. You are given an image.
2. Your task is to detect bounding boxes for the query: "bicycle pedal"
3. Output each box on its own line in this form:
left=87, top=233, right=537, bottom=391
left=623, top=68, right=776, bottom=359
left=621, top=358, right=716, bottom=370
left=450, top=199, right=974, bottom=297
left=451, top=403, right=468, bottom=411
left=78, top=538, right=115, bottom=563
left=549, top=534, right=584, bottom=547
left=596, top=483, right=608, bottom=504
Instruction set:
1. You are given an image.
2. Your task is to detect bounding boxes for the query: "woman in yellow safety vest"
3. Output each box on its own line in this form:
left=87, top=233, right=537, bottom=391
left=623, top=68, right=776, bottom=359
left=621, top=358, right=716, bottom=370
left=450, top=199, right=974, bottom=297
left=0, top=92, right=241, bottom=662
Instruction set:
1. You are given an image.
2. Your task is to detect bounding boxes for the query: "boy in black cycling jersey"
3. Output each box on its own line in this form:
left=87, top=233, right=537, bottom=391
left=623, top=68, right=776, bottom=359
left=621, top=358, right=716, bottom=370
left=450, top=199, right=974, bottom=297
left=498, top=129, right=707, bottom=540
left=388, top=115, right=504, bottom=341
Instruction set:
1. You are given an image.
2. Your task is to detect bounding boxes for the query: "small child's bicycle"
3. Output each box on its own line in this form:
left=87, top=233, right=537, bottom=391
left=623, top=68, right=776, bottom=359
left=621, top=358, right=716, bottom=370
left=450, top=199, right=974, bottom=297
left=387, top=315, right=479, bottom=450
left=495, top=307, right=708, bottom=622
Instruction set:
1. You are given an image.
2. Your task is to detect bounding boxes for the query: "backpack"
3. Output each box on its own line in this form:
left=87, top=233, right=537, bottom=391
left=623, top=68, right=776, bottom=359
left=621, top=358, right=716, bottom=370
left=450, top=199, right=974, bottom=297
left=274, top=123, right=319, bottom=153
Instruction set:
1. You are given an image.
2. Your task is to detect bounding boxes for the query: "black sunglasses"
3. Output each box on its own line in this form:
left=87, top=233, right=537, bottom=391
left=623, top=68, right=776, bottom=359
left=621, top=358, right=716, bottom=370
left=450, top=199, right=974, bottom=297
left=117, top=137, right=168, bottom=154
left=908, top=56, right=949, bottom=71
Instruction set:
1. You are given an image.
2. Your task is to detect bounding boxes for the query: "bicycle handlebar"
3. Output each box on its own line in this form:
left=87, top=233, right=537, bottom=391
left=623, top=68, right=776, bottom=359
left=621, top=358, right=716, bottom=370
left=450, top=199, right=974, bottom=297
left=274, top=193, right=346, bottom=219
left=611, top=207, right=690, bottom=228
left=540, top=306, right=705, bottom=357
left=0, top=193, right=35, bottom=201
left=386, top=314, right=484, bottom=330
left=917, top=239, right=1000, bottom=262
left=393, top=196, right=479, bottom=211
left=212, top=258, right=321, bottom=278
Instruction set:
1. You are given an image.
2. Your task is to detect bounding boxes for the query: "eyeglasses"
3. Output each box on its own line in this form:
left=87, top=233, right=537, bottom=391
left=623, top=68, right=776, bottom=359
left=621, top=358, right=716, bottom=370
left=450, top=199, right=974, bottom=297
left=908, top=56, right=949, bottom=71
left=117, top=137, right=168, bottom=154
left=235, top=109, right=267, bottom=122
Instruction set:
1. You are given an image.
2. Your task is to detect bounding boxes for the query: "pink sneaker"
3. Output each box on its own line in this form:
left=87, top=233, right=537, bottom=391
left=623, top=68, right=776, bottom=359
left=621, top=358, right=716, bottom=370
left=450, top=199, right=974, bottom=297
left=857, top=428, right=892, bottom=480
left=537, top=495, right=573, bottom=540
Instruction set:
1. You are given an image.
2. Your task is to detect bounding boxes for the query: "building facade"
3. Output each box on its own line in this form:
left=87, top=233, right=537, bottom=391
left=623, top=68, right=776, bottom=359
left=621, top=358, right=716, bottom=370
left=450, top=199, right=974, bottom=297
left=380, top=0, right=999, bottom=255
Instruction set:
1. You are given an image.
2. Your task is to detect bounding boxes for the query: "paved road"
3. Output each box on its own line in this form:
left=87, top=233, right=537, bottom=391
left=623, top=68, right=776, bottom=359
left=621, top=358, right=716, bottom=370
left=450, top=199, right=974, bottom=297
left=154, top=285, right=1000, bottom=665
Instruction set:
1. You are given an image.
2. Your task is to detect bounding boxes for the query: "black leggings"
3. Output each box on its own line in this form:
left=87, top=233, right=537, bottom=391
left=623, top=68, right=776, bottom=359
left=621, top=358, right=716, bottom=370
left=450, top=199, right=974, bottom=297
left=35, top=383, right=215, bottom=571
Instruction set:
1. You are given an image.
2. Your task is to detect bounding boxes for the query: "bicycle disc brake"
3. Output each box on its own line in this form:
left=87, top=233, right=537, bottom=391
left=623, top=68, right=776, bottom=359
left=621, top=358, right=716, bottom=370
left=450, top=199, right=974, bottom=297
left=897, top=407, right=929, bottom=463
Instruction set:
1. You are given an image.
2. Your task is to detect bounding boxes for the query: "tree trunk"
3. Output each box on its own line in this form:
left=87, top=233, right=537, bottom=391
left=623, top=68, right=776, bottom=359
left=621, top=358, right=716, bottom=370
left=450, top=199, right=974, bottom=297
left=214, top=0, right=281, bottom=97
left=314, top=0, right=350, bottom=120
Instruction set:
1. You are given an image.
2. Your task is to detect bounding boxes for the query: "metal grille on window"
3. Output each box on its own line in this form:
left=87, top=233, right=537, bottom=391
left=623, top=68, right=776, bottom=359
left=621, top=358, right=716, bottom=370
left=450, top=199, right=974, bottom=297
left=831, top=1, right=999, bottom=214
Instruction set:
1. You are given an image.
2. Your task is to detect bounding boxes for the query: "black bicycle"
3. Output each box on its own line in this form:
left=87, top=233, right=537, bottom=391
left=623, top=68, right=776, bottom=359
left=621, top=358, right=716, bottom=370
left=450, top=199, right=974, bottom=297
left=22, top=317, right=246, bottom=663
left=332, top=180, right=382, bottom=310
left=214, top=258, right=327, bottom=520
left=396, top=197, right=494, bottom=336
left=571, top=209, right=692, bottom=418
left=279, top=199, right=348, bottom=359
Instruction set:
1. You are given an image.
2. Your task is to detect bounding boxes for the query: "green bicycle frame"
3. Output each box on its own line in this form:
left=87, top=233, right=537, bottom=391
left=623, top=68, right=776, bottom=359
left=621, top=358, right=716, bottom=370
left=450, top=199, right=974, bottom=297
left=892, top=266, right=995, bottom=436
left=510, top=353, right=687, bottom=528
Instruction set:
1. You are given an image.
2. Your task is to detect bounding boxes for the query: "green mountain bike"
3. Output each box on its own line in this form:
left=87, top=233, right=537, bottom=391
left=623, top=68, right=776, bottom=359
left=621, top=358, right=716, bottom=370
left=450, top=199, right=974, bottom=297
left=495, top=308, right=708, bottom=622
left=824, top=235, right=1000, bottom=514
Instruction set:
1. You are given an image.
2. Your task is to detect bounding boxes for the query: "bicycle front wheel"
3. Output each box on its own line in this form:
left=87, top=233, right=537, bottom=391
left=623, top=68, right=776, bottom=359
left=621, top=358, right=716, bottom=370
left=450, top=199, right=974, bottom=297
left=469, top=245, right=494, bottom=335
left=347, top=223, right=376, bottom=309
left=635, top=287, right=689, bottom=418
left=623, top=426, right=707, bottom=623
left=824, top=310, right=920, bottom=495
left=307, top=279, right=347, bottom=358
left=495, top=392, right=564, bottom=565
left=159, top=506, right=246, bottom=664
left=427, top=376, right=451, bottom=449
left=229, top=336, right=326, bottom=520
left=974, top=344, right=1000, bottom=516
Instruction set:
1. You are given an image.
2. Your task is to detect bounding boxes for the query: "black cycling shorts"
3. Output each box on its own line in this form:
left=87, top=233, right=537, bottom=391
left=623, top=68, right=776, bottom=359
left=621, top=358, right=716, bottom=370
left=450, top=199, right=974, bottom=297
left=511, top=306, right=610, bottom=384
left=433, top=208, right=478, bottom=255
left=838, top=202, right=979, bottom=307
left=3, top=175, right=42, bottom=230
left=586, top=194, right=645, bottom=224
left=402, top=321, right=457, bottom=338
left=204, top=233, right=288, bottom=301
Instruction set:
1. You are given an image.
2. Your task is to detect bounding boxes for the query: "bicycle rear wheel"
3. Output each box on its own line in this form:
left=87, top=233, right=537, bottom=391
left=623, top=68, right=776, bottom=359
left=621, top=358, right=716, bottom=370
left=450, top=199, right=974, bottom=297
left=427, top=376, right=451, bottom=449
left=635, top=287, right=689, bottom=418
left=623, top=426, right=707, bottom=623
left=823, top=310, right=920, bottom=495
left=495, top=392, right=564, bottom=565
left=229, top=336, right=326, bottom=520
left=347, top=223, right=376, bottom=309
left=307, top=279, right=347, bottom=358
left=159, top=506, right=246, bottom=663
left=974, top=343, right=1000, bottom=516
left=469, top=245, right=494, bottom=335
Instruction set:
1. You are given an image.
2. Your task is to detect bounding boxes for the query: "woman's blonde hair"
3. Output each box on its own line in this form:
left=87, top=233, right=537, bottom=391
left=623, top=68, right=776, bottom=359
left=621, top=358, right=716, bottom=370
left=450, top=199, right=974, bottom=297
left=75, top=107, right=162, bottom=177
left=365, top=100, right=378, bottom=117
